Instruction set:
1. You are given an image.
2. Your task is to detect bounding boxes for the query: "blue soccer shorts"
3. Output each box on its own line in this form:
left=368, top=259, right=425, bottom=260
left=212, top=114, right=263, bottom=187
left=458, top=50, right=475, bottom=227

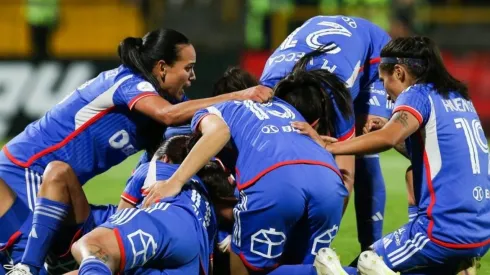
left=100, top=202, right=206, bottom=274
left=231, top=164, right=348, bottom=271
left=372, top=215, right=490, bottom=274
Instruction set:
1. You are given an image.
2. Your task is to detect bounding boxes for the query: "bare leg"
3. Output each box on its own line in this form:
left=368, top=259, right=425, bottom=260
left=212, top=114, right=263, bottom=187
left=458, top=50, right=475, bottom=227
left=20, top=161, right=90, bottom=272
left=71, top=227, right=121, bottom=273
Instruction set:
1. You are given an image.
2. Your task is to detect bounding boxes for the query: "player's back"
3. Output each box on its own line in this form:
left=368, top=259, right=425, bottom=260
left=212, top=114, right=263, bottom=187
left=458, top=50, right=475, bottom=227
left=4, top=66, right=158, bottom=184
left=191, top=98, right=342, bottom=190
left=260, top=15, right=390, bottom=99
left=121, top=161, right=217, bottom=272
left=404, top=84, right=490, bottom=247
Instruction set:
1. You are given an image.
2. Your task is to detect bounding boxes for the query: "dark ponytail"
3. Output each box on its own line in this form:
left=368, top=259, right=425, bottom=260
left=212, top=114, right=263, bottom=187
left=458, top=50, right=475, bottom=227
left=118, top=29, right=190, bottom=96
left=380, top=36, right=468, bottom=99
left=213, top=67, right=258, bottom=96
left=275, top=44, right=353, bottom=136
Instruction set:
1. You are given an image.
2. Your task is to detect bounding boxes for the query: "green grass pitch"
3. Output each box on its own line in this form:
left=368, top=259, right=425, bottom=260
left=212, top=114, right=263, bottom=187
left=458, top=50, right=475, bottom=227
left=83, top=149, right=490, bottom=274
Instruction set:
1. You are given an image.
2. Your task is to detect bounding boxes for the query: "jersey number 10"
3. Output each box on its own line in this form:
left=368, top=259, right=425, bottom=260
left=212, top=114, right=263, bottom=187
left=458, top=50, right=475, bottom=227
left=454, top=117, right=489, bottom=174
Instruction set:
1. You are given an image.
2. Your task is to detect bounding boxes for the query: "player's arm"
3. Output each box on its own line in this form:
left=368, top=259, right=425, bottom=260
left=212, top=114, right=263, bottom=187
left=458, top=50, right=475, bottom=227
left=143, top=115, right=230, bottom=206
left=361, top=114, right=410, bottom=159
left=117, top=199, right=135, bottom=210
left=133, top=87, right=271, bottom=126
left=327, top=110, right=419, bottom=155
left=118, top=170, right=145, bottom=210
left=335, top=151, right=355, bottom=195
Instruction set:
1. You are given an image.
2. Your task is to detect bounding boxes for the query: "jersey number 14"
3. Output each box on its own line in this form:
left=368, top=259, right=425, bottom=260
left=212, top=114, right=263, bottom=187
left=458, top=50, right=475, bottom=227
left=454, top=117, right=489, bottom=174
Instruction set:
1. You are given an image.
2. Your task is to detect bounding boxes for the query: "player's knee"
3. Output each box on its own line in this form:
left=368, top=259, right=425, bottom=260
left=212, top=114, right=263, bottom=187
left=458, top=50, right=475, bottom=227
left=75, top=228, right=121, bottom=271
left=43, top=161, right=75, bottom=186
left=71, top=240, right=82, bottom=264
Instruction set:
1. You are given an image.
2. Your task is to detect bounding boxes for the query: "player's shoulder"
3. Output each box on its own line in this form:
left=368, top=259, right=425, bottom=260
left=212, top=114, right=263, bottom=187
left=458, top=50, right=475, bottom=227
left=402, top=84, right=433, bottom=97
left=132, top=160, right=151, bottom=177
left=155, top=162, right=180, bottom=179
left=116, top=66, right=157, bottom=93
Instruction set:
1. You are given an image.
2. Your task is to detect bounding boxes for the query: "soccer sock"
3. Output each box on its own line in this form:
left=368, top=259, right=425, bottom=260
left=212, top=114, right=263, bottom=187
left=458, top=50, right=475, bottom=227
left=354, top=156, right=386, bottom=251
left=0, top=195, right=30, bottom=244
left=408, top=205, right=418, bottom=222
left=21, top=198, right=69, bottom=272
left=267, top=265, right=317, bottom=275
left=79, top=256, right=112, bottom=275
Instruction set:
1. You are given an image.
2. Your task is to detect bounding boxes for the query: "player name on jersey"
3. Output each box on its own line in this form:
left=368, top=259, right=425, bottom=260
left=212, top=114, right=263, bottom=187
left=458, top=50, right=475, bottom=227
left=442, top=97, right=477, bottom=113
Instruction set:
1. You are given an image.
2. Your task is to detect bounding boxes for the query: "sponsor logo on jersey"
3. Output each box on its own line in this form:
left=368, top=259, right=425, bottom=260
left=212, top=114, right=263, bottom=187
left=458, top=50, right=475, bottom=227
left=368, top=96, right=381, bottom=107
left=471, top=186, right=490, bottom=201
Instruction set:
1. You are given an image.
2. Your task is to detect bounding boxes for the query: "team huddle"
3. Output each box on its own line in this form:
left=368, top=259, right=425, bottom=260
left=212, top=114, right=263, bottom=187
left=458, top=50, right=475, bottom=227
left=0, top=15, right=489, bottom=275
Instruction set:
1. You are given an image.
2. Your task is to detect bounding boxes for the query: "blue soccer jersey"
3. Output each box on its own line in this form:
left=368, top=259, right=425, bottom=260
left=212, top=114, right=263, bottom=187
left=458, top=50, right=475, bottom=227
left=191, top=98, right=342, bottom=190
left=393, top=84, right=490, bottom=248
left=120, top=161, right=217, bottom=264
left=260, top=15, right=391, bottom=139
left=3, top=66, right=163, bottom=184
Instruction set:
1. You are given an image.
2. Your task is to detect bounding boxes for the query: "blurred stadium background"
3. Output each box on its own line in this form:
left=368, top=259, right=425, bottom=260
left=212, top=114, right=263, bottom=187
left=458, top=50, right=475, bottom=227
left=1, top=0, right=490, bottom=273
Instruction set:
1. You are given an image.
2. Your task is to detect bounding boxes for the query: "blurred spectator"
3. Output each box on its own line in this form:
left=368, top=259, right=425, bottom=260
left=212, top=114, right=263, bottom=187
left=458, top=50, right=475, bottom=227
left=129, top=0, right=164, bottom=32
left=390, top=0, right=419, bottom=38
left=26, top=0, right=59, bottom=62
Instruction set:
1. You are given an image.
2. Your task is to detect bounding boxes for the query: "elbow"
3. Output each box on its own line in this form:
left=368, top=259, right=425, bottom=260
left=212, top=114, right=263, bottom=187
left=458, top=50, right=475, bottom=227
left=389, top=135, right=405, bottom=148
left=380, top=130, right=403, bottom=148
left=156, top=108, right=178, bottom=126
left=217, top=125, right=231, bottom=141
left=206, top=123, right=231, bottom=144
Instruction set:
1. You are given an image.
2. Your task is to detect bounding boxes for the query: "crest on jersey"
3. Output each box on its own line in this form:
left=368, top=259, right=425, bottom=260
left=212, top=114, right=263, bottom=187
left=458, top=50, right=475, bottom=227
left=137, top=81, right=156, bottom=92
left=127, top=229, right=158, bottom=268
left=250, top=228, right=286, bottom=259
left=311, top=224, right=339, bottom=255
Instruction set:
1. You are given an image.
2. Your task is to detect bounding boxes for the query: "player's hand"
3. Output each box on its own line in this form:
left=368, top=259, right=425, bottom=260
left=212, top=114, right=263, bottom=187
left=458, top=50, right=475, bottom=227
left=363, top=117, right=386, bottom=134
left=291, top=121, right=338, bottom=148
left=142, top=179, right=183, bottom=208
left=234, top=85, right=273, bottom=103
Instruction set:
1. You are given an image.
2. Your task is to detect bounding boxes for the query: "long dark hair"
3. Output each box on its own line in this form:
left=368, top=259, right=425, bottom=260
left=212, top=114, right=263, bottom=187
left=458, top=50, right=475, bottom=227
left=118, top=28, right=190, bottom=96
left=274, top=44, right=353, bottom=136
left=380, top=36, right=468, bottom=99
left=213, top=67, right=258, bottom=96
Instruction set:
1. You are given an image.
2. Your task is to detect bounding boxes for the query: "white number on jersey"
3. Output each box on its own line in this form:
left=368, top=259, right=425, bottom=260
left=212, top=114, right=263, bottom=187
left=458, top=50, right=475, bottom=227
left=454, top=117, right=489, bottom=174
left=279, top=17, right=356, bottom=54
left=237, top=101, right=296, bottom=121
left=109, top=129, right=137, bottom=155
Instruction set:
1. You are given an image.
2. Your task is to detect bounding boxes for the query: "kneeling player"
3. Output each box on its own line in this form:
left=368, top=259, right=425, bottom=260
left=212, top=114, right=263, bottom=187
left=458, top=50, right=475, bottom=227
left=70, top=153, right=235, bottom=274
left=4, top=135, right=197, bottom=275
left=326, top=36, right=490, bottom=274
left=143, top=52, right=351, bottom=275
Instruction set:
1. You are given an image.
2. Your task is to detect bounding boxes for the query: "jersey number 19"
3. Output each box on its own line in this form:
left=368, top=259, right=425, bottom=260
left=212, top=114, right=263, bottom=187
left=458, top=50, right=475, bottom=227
left=454, top=117, right=489, bottom=174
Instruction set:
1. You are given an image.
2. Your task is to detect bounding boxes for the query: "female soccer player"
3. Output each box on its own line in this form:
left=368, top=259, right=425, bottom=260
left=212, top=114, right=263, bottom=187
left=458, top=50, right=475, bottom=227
left=143, top=51, right=351, bottom=275
left=71, top=138, right=235, bottom=275
left=1, top=28, right=271, bottom=274
left=259, top=15, right=393, bottom=251
left=324, top=36, right=490, bottom=274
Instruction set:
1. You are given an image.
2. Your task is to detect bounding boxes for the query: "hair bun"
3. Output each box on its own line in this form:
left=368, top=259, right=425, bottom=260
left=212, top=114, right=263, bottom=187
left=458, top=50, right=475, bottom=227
left=122, top=37, right=143, bottom=50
